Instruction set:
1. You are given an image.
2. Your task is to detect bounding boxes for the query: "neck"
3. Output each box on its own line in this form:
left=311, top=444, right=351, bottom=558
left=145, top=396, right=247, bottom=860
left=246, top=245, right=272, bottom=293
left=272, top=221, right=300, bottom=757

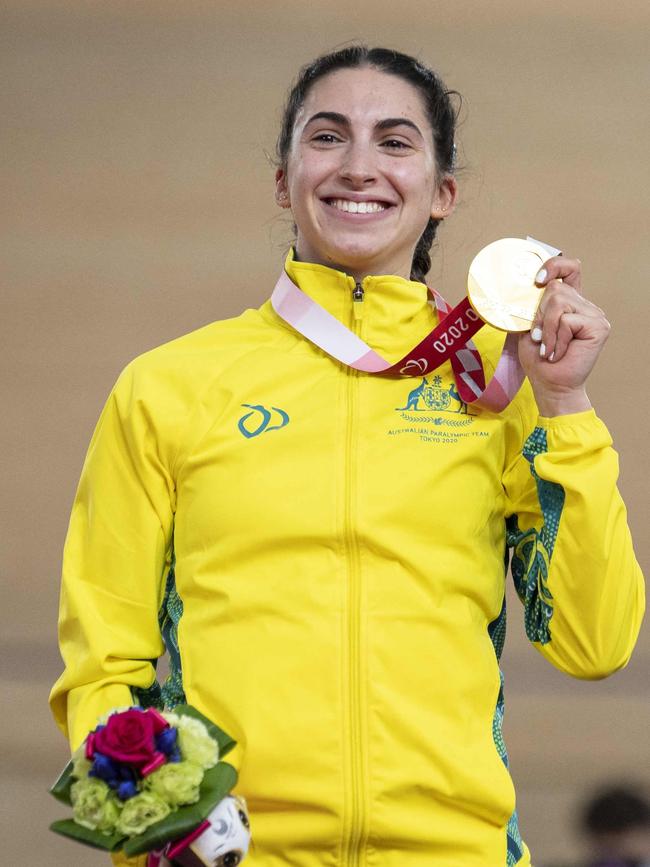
left=279, top=247, right=436, bottom=365
left=292, top=244, right=414, bottom=283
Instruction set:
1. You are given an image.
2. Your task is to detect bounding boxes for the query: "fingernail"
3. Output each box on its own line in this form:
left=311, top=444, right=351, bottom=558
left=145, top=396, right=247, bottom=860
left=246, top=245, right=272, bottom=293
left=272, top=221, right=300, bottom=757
left=539, top=342, right=546, bottom=358
left=548, top=351, right=555, bottom=362
left=531, top=326, right=543, bottom=342
left=536, top=268, right=548, bottom=284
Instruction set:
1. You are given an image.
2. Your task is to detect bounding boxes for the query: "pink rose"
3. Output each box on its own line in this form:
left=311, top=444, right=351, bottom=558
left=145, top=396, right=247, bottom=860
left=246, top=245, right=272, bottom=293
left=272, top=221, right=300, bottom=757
left=94, top=709, right=163, bottom=768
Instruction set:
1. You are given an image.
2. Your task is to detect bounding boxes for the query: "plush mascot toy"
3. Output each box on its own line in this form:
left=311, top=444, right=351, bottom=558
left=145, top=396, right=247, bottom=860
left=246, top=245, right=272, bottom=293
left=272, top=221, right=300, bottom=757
left=150, top=795, right=251, bottom=867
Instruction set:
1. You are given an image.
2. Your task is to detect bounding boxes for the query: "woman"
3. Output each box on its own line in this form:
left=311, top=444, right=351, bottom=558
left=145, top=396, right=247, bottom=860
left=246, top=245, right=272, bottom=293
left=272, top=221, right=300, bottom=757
left=50, top=46, right=645, bottom=866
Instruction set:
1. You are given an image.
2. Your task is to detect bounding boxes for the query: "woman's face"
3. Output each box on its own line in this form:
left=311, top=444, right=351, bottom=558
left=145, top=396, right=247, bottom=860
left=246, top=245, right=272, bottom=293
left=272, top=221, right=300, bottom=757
left=275, top=66, right=457, bottom=280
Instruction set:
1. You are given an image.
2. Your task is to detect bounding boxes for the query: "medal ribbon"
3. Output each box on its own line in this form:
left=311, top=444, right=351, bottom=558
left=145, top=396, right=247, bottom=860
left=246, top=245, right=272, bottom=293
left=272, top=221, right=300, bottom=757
left=146, top=819, right=212, bottom=866
left=271, top=270, right=524, bottom=412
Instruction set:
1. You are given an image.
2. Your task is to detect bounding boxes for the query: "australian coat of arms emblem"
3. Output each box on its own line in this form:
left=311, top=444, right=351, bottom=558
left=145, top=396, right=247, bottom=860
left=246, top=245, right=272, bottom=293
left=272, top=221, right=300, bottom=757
left=398, top=375, right=473, bottom=415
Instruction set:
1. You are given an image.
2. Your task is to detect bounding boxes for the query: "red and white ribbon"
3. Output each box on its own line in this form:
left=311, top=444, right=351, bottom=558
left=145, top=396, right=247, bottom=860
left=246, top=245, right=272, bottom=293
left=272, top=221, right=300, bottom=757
left=271, top=239, right=559, bottom=412
left=271, top=272, right=520, bottom=411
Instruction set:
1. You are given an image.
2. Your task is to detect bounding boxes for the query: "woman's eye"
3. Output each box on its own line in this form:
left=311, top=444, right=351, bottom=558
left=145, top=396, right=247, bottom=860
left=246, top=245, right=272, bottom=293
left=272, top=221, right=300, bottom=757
left=312, top=133, right=341, bottom=144
left=381, top=139, right=410, bottom=150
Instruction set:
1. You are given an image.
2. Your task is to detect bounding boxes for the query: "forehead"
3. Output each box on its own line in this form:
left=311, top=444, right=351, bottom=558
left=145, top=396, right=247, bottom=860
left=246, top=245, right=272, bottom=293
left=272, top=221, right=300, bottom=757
left=297, top=66, right=431, bottom=131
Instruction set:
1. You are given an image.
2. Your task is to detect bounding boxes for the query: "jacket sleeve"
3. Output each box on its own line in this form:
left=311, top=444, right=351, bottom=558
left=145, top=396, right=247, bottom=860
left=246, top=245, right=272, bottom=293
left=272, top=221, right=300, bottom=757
left=49, top=361, right=176, bottom=750
left=502, top=380, right=645, bottom=679
left=49, top=360, right=245, bottom=866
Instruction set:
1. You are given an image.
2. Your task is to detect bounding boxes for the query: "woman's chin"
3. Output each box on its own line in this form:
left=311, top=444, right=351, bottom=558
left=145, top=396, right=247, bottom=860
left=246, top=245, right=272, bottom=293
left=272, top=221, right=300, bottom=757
left=296, top=227, right=410, bottom=276
left=316, top=239, right=399, bottom=276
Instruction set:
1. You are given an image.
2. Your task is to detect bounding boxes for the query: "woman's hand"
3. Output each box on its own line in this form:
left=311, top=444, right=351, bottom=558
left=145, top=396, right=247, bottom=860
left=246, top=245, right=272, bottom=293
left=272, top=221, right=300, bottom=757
left=517, top=256, right=611, bottom=417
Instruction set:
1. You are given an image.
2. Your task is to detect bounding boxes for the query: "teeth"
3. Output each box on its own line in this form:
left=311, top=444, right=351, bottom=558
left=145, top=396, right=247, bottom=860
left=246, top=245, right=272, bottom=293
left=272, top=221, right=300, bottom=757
left=328, top=198, right=387, bottom=214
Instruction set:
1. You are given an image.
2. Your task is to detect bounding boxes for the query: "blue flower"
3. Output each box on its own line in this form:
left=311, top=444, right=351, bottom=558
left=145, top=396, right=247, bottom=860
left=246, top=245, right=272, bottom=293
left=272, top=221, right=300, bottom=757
left=155, top=727, right=178, bottom=756
left=117, top=780, right=138, bottom=801
left=117, top=763, right=138, bottom=783
left=90, top=752, right=119, bottom=784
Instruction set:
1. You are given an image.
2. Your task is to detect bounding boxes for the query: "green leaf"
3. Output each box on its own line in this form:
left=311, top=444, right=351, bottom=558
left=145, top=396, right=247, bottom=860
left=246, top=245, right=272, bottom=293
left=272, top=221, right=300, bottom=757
left=171, top=703, right=237, bottom=759
left=49, top=819, right=126, bottom=852
left=49, top=760, right=76, bottom=805
left=124, top=761, right=237, bottom=856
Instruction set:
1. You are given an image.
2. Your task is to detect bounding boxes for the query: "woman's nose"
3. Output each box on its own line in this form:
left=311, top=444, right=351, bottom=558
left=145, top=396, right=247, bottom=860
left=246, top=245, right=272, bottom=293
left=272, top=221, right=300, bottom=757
left=338, top=142, right=377, bottom=186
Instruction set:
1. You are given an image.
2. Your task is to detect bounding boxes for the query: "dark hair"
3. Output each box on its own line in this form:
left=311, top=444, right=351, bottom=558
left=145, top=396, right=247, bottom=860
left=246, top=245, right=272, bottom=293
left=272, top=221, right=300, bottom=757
left=276, top=45, right=460, bottom=283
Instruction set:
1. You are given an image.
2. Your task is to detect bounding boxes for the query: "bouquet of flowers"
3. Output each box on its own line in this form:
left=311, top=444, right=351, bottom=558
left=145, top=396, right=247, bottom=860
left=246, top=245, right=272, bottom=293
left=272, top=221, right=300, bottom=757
left=49, top=704, right=250, bottom=865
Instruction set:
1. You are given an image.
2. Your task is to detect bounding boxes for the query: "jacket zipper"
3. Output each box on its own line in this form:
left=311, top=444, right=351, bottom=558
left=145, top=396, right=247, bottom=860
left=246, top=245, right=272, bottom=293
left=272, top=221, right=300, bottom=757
left=352, top=282, right=365, bottom=319
left=343, top=279, right=367, bottom=866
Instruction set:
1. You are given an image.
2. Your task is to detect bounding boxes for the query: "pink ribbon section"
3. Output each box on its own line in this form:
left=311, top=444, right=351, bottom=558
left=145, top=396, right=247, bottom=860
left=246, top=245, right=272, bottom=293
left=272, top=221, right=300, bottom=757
left=85, top=732, right=96, bottom=760
left=146, top=819, right=211, bottom=866
left=141, top=751, right=167, bottom=777
left=166, top=820, right=212, bottom=860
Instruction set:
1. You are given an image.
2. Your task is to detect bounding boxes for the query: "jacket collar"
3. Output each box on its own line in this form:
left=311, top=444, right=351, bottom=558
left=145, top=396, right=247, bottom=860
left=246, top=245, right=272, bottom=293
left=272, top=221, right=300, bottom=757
left=281, top=248, right=438, bottom=363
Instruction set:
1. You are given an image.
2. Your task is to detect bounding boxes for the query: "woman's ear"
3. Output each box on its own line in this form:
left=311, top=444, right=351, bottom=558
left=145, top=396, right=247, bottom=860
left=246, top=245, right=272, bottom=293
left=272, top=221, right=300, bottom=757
left=275, top=168, right=291, bottom=209
left=430, top=175, right=458, bottom=220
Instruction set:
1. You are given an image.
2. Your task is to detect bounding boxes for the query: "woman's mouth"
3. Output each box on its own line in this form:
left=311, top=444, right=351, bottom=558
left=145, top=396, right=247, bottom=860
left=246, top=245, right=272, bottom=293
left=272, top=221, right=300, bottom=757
left=321, top=197, right=394, bottom=217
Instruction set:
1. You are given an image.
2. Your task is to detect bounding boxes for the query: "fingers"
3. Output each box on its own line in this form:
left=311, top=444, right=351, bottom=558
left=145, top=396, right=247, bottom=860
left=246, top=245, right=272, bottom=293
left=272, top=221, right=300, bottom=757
left=531, top=304, right=609, bottom=363
left=530, top=254, right=583, bottom=358
left=531, top=283, right=578, bottom=359
left=529, top=254, right=611, bottom=362
left=547, top=312, right=576, bottom=362
left=546, top=312, right=593, bottom=363
left=530, top=287, right=607, bottom=364
left=535, top=255, right=582, bottom=291
left=541, top=292, right=580, bottom=360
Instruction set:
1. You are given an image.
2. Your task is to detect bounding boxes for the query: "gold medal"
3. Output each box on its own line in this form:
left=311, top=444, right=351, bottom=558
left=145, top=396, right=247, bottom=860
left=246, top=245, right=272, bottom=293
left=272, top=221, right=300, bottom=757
left=467, top=238, right=550, bottom=332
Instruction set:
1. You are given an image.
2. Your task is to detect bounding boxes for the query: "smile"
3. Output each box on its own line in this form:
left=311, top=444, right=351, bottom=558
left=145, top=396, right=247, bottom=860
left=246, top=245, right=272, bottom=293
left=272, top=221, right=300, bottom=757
left=322, top=198, right=393, bottom=215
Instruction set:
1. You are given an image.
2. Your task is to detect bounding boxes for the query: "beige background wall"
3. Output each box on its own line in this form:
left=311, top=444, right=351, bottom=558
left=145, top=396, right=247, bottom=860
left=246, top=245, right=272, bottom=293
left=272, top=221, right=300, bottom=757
left=2, top=2, right=648, bottom=864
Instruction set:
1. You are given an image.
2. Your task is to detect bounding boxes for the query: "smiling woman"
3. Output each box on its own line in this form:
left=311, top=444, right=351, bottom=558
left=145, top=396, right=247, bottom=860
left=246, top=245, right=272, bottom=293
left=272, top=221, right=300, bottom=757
left=49, top=44, right=644, bottom=867
left=274, top=51, right=458, bottom=283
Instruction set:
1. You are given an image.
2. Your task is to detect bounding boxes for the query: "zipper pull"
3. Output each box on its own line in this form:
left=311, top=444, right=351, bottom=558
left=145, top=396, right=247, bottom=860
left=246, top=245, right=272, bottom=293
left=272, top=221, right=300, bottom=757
left=353, top=282, right=364, bottom=320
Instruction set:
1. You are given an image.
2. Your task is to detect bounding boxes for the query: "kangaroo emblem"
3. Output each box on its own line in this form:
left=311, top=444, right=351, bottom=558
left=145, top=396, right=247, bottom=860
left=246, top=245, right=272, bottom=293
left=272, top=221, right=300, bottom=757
left=448, top=383, right=469, bottom=414
left=397, top=377, right=428, bottom=411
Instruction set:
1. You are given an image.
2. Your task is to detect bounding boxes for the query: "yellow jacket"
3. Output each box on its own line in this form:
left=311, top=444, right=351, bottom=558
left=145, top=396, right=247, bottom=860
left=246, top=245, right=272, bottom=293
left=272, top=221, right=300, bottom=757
left=50, top=250, right=645, bottom=866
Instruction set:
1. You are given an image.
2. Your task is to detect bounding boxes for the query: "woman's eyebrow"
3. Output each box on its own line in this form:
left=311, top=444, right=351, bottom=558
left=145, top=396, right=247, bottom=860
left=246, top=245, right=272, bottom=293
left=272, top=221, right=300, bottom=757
left=304, top=111, right=424, bottom=139
left=303, top=111, right=351, bottom=129
left=374, top=117, right=424, bottom=139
